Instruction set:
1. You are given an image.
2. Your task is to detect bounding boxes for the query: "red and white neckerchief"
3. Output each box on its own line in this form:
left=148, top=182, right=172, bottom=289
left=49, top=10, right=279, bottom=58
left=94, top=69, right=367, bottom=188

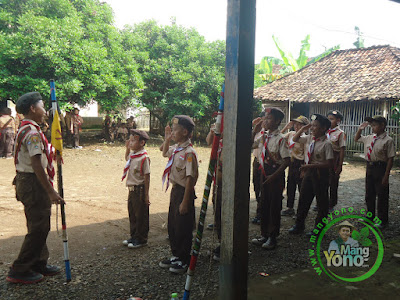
left=260, top=130, right=279, bottom=168
left=326, top=126, right=339, bottom=139
left=121, top=150, right=148, bottom=181
left=162, top=143, right=191, bottom=191
left=19, top=120, right=55, bottom=186
left=304, top=136, right=317, bottom=165
left=288, top=137, right=296, bottom=149
left=366, top=134, right=379, bottom=161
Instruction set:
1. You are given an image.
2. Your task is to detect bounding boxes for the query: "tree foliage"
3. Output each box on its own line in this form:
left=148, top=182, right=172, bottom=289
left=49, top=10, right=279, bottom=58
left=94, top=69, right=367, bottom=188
left=123, top=21, right=226, bottom=127
left=0, top=0, right=143, bottom=110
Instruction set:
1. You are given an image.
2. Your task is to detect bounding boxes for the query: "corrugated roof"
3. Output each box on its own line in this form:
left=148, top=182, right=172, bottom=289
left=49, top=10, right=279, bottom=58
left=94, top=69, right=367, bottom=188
left=253, top=45, right=400, bottom=103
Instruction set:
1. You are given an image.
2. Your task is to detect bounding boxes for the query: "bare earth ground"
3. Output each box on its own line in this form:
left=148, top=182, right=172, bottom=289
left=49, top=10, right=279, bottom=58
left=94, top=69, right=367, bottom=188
left=0, top=134, right=399, bottom=300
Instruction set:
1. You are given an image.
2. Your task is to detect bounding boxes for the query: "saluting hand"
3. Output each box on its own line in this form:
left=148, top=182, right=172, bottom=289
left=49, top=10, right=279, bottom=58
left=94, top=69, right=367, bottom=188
left=252, top=118, right=263, bottom=134
left=302, top=123, right=312, bottom=132
left=359, top=121, right=369, bottom=130
left=165, top=125, right=172, bottom=141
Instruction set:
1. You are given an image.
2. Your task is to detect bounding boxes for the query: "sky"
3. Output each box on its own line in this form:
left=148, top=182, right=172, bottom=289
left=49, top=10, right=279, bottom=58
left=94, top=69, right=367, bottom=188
left=104, top=0, right=400, bottom=63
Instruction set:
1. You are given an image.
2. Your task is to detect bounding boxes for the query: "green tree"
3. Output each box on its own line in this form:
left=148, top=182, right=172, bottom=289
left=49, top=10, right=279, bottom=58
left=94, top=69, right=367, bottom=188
left=0, top=0, right=143, bottom=110
left=122, top=21, right=226, bottom=127
left=353, top=26, right=365, bottom=49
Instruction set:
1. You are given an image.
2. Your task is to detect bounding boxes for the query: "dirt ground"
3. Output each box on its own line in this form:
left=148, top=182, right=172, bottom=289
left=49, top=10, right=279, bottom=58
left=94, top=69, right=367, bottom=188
left=0, top=135, right=399, bottom=299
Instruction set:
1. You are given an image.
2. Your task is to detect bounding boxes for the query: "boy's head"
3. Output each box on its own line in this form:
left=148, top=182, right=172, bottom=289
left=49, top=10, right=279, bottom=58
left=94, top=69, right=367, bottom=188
left=263, top=107, right=284, bottom=130
left=327, top=110, right=343, bottom=128
left=310, top=114, right=331, bottom=137
left=73, top=108, right=79, bottom=115
left=129, top=129, right=149, bottom=150
left=365, top=115, right=386, bottom=134
left=16, top=92, right=46, bottom=124
left=171, top=115, right=195, bottom=142
left=291, top=115, right=309, bottom=132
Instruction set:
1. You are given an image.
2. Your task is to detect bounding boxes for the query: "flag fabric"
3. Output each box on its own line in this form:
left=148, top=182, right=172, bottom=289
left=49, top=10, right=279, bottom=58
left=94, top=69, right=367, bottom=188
left=51, top=109, right=63, bottom=157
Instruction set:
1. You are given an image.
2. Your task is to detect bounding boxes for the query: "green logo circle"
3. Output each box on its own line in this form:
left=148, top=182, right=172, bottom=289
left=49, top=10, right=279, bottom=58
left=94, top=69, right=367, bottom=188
left=312, top=215, right=384, bottom=282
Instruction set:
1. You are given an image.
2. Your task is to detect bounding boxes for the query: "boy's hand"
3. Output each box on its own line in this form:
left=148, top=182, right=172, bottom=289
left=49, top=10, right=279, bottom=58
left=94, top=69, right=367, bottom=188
left=302, top=124, right=312, bottom=131
left=125, top=140, right=130, bottom=149
left=179, top=202, right=189, bottom=215
left=252, top=118, right=263, bottom=133
left=49, top=189, right=65, bottom=205
left=335, top=165, right=343, bottom=176
left=263, top=175, right=273, bottom=185
left=359, top=121, right=369, bottom=130
left=382, top=175, right=389, bottom=186
left=165, top=125, right=172, bottom=141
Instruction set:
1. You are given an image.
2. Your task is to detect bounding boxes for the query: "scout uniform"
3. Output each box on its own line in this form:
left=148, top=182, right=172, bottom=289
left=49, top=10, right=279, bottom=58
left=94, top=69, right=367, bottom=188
left=326, top=110, right=346, bottom=209
left=71, top=109, right=83, bottom=148
left=161, top=116, right=198, bottom=269
left=0, top=109, right=16, bottom=158
left=290, top=114, right=334, bottom=232
left=122, top=130, right=150, bottom=248
left=356, top=116, right=395, bottom=225
left=253, top=108, right=290, bottom=248
left=282, top=116, right=309, bottom=215
left=252, top=130, right=263, bottom=223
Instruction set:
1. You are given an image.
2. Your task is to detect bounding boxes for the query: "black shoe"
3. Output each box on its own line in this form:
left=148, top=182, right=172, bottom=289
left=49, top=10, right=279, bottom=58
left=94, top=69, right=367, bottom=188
left=213, top=246, right=220, bottom=262
left=6, top=268, right=44, bottom=284
left=281, top=208, right=295, bottom=216
left=169, top=261, right=188, bottom=274
left=207, top=223, right=214, bottom=230
left=251, top=236, right=268, bottom=246
left=159, top=256, right=180, bottom=269
left=128, top=240, right=147, bottom=249
left=262, top=237, right=277, bottom=250
left=251, top=217, right=261, bottom=224
left=288, top=224, right=305, bottom=234
left=122, top=238, right=134, bottom=246
left=33, top=265, right=61, bottom=276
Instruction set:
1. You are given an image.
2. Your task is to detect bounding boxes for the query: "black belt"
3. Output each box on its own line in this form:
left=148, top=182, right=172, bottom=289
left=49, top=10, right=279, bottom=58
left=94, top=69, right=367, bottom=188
left=367, top=161, right=387, bottom=167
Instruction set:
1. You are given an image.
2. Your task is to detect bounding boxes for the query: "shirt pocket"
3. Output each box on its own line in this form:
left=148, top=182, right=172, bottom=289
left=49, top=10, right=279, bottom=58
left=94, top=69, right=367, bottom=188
left=174, top=155, right=187, bottom=174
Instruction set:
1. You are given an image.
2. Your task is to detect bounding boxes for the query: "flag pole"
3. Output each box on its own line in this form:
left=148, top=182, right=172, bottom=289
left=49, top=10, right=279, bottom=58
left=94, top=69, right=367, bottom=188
left=183, top=85, right=224, bottom=300
left=50, top=79, right=72, bottom=282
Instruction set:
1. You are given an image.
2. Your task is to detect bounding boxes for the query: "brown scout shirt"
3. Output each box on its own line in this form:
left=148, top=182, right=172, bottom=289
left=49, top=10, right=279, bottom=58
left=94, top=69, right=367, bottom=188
left=357, top=132, right=395, bottom=162
left=298, top=134, right=334, bottom=164
left=126, top=149, right=150, bottom=189
left=253, top=129, right=290, bottom=166
left=14, top=120, right=48, bottom=173
left=166, top=139, right=198, bottom=187
left=327, top=126, right=346, bottom=152
left=0, top=115, right=16, bottom=133
left=284, top=131, right=306, bottom=161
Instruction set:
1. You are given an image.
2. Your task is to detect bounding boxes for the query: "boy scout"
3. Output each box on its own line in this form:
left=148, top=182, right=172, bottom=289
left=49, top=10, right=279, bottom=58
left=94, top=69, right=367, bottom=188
left=121, top=129, right=150, bottom=248
left=6, top=92, right=63, bottom=284
left=0, top=107, right=16, bottom=158
left=355, top=116, right=395, bottom=229
left=159, top=115, right=198, bottom=274
left=326, top=110, right=346, bottom=211
left=251, top=107, right=290, bottom=250
left=280, top=115, right=309, bottom=216
left=288, top=114, right=334, bottom=236
left=251, top=111, right=265, bottom=225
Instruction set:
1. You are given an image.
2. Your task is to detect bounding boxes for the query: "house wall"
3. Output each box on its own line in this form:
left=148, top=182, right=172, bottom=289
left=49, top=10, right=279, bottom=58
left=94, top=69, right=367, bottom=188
left=309, top=99, right=400, bottom=156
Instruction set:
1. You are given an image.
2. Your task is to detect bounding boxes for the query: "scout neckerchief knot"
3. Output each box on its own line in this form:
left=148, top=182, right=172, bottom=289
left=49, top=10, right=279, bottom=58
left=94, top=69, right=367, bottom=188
left=326, top=126, right=339, bottom=139
left=19, top=120, right=55, bottom=185
left=305, top=136, right=317, bottom=165
left=366, top=134, right=380, bottom=161
left=261, top=131, right=278, bottom=168
left=162, top=144, right=191, bottom=191
left=121, top=150, right=148, bottom=181
left=288, top=137, right=296, bottom=149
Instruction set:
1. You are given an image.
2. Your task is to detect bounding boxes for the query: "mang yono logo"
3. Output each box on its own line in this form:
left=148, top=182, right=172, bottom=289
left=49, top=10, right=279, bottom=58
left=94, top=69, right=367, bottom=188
left=308, top=207, right=384, bottom=282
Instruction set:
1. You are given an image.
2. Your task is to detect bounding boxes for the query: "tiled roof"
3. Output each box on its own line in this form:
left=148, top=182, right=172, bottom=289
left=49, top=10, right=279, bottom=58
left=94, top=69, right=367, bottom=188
left=254, top=45, right=400, bottom=103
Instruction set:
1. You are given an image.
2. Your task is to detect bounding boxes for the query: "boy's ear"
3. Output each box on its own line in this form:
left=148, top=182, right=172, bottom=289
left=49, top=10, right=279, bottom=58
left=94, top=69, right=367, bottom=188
left=140, top=139, right=146, bottom=146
